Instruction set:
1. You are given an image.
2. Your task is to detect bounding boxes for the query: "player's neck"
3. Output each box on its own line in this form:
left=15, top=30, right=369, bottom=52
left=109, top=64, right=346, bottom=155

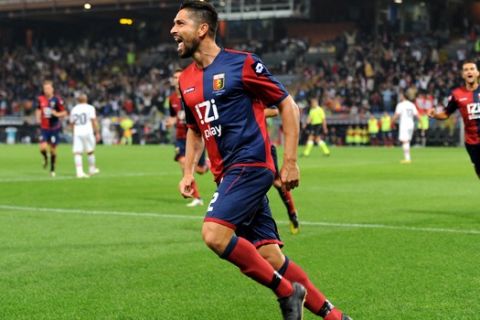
left=465, top=82, right=479, bottom=91
left=193, top=39, right=221, bottom=69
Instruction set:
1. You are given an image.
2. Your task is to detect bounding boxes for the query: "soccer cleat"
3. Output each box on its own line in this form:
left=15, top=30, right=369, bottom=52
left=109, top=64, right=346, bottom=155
left=342, top=315, right=353, bottom=320
left=400, top=159, right=412, bottom=164
left=77, top=172, right=90, bottom=179
left=89, top=168, right=100, bottom=176
left=50, top=171, right=56, bottom=177
left=278, top=282, right=306, bottom=320
left=186, top=198, right=204, bottom=207
left=289, top=215, right=300, bottom=235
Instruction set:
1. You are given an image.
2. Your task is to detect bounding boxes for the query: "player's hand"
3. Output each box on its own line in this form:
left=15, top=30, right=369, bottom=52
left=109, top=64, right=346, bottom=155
left=179, top=174, right=195, bottom=198
left=280, top=161, right=300, bottom=191
left=427, top=109, right=435, bottom=118
left=95, top=132, right=101, bottom=142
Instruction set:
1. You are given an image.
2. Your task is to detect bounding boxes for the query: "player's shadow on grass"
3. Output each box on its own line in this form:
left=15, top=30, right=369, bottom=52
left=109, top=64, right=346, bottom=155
left=406, top=209, right=480, bottom=222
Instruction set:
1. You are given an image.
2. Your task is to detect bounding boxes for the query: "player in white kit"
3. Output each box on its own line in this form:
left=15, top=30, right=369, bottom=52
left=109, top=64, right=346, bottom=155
left=392, top=92, right=422, bottom=164
left=70, top=94, right=100, bottom=178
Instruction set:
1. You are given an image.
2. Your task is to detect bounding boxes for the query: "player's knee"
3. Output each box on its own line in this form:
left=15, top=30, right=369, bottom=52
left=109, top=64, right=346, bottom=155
left=258, top=245, right=285, bottom=270
left=201, top=225, right=229, bottom=254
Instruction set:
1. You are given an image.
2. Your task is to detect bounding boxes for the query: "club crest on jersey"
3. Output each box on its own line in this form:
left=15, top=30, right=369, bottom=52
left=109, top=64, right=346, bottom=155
left=213, top=73, right=225, bottom=91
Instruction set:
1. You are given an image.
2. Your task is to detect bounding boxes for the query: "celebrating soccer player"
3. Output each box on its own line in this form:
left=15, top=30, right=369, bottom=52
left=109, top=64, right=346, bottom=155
left=428, top=59, right=480, bottom=179
left=171, top=2, right=351, bottom=319
left=35, top=80, right=67, bottom=177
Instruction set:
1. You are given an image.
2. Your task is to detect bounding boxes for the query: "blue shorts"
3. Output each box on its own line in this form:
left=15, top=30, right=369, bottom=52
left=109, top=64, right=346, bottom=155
left=175, top=139, right=207, bottom=166
left=40, top=129, right=60, bottom=146
left=205, top=166, right=282, bottom=248
left=174, top=139, right=186, bottom=161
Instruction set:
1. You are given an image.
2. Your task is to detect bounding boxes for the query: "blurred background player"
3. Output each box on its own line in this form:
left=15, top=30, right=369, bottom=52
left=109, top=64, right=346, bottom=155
left=414, top=90, right=433, bottom=147
left=428, top=60, right=480, bottom=179
left=380, top=112, right=393, bottom=147
left=265, top=106, right=300, bottom=234
left=70, top=94, right=100, bottom=178
left=303, top=96, right=330, bottom=157
left=392, top=92, right=421, bottom=164
left=120, top=117, right=134, bottom=145
left=367, top=114, right=380, bottom=146
left=35, top=80, right=67, bottom=177
left=166, top=69, right=208, bottom=207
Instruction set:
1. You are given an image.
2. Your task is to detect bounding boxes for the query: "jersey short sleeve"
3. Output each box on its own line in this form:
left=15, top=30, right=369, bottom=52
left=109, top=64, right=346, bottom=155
left=242, top=54, right=288, bottom=107
left=181, top=95, right=200, bottom=133
left=445, top=93, right=458, bottom=116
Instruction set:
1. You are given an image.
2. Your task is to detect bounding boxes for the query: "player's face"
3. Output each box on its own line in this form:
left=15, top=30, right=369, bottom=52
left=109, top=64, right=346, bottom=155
left=462, top=63, right=479, bottom=85
left=43, top=83, right=54, bottom=97
left=171, top=9, right=201, bottom=59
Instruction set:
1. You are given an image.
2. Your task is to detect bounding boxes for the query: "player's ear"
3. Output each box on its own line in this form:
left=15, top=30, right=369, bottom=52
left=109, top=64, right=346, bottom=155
left=198, top=22, right=209, bottom=38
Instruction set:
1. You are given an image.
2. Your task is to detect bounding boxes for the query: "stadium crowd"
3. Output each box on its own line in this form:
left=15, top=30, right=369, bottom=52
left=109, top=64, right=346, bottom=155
left=0, top=30, right=473, bottom=144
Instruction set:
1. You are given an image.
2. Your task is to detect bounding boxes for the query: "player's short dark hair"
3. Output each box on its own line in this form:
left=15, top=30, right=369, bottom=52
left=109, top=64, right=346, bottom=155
left=180, top=1, right=218, bottom=38
left=43, top=80, right=53, bottom=86
left=462, top=59, right=478, bottom=68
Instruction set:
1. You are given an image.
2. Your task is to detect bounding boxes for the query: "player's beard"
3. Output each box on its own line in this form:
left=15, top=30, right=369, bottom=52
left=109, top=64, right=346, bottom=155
left=179, top=37, right=200, bottom=59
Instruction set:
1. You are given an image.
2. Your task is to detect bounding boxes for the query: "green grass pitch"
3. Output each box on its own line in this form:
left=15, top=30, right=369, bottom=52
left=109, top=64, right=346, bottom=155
left=0, top=144, right=479, bottom=319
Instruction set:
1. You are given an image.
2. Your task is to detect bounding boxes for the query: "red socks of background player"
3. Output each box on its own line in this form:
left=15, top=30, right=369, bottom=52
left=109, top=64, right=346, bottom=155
left=221, top=236, right=293, bottom=298
left=275, top=185, right=297, bottom=218
left=278, top=257, right=344, bottom=319
left=191, top=180, right=201, bottom=199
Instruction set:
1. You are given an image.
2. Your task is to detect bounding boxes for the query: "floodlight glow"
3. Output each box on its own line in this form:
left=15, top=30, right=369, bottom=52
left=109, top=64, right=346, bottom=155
left=119, top=18, right=134, bottom=25
left=84, top=3, right=92, bottom=10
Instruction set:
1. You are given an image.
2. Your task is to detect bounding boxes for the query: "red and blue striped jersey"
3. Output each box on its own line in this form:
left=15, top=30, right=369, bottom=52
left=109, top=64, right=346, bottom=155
left=169, top=91, right=187, bottom=140
left=445, top=86, right=480, bottom=145
left=37, top=95, right=65, bottom=130
left=179, top=49, right=288, bottom=181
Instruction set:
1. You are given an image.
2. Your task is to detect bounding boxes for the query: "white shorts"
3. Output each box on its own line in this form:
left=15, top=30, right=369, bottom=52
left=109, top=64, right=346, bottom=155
left=398, top=126, right=414, bottom=142
left=73, top=133, right=96, bottom=153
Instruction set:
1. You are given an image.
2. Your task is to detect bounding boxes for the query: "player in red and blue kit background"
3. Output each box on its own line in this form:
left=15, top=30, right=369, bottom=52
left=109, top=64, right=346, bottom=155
left=35, top=80, right=67, bottom=177
left=172, top=2, right=351, bottom=319
left=429, top=60, right=480, bottom=179
left=167, top=69, right=209, bottom=207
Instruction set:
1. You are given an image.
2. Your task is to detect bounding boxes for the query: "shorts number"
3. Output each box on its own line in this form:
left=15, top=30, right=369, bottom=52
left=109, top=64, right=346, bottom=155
left=207, top=192, right=219, bottom=212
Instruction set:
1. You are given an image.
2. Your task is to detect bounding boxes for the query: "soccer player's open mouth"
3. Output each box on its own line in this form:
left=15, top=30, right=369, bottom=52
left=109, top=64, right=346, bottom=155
left=175, top=37, right=184, bottom=52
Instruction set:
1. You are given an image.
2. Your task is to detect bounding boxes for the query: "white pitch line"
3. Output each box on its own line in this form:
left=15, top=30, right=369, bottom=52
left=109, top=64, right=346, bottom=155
left=0, top=172, right=176, bottom=183
left=0, top=204, right=479, bottom=235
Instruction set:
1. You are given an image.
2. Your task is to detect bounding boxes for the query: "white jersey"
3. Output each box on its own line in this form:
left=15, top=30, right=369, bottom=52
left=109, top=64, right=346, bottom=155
left=70, top=103, right=96, bottom=136
left=395, top=100, right=418, bottom=130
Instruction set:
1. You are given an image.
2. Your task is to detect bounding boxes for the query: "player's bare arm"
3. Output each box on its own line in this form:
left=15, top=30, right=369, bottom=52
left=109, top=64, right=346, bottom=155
left=92, top=118, right=100, bottom=142
left=179, top=128, right=204, bottom=198
left=278, top=95, right=300, bottom=190
left=35, top=108, right=41, bottom=124
left=428, top=108, right=449, bottom=120
left=52, top=109, right=67, bottom=118
left=264, top=107, right=279, bottom=118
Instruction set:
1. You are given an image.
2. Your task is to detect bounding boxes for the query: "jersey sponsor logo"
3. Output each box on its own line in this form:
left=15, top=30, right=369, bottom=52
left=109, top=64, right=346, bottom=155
left=467, top=103, right=480, bottom=120
left=252, top=61, right=268, bottom=76
left=459, top=97, right=468, bottom=101
left=183, top=87, right=195, bottom=94
left=213, top=73, right=225, bottom=91
left=194, top=99, right=222, bottom=140
left=204, top=125, right=222, bottom=140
